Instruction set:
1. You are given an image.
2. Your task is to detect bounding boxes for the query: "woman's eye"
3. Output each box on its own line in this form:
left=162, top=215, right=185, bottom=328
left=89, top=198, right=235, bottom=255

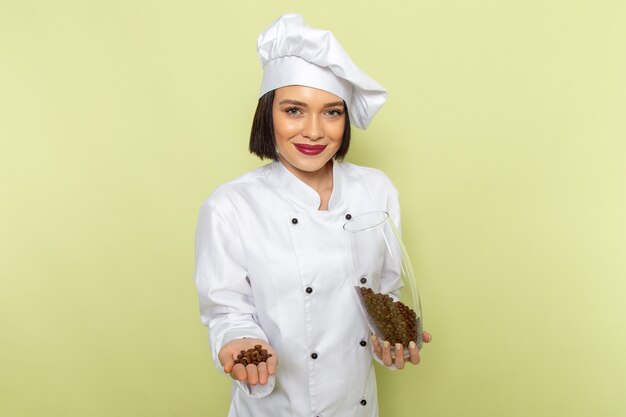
left=326, top=109, right=344, bottom=117
left=285, top=107, right=301, bottom=116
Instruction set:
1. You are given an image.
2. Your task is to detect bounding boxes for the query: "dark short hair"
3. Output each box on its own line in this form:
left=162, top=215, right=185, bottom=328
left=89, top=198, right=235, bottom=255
left=249, top=90, right=352, bottom=160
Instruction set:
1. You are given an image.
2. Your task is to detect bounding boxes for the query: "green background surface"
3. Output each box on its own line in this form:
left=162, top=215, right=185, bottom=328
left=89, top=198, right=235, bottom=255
left=2, top=1, right=625, bottom=416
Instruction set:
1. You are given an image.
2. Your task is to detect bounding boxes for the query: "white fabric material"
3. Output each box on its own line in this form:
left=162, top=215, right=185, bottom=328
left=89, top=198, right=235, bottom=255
left=194, top=160, right=401, bottom=417
left=257, top=13, right=388, bottom=130
left=262, top=56, right=353, bottom=105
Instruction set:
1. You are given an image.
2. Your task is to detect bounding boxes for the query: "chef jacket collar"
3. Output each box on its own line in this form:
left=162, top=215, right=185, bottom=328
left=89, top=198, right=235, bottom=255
left=271, top=159, right=343, bottom=212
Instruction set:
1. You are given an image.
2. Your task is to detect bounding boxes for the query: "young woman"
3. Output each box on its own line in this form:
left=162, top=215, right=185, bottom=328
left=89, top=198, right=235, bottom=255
left=195, top=14, right=431, bottom=417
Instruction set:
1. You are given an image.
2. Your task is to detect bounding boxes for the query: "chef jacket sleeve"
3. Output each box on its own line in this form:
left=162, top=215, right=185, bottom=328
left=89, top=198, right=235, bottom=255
left=195, top=196, right=275, bottom=396
left=387, top=182, right=401, bottom=233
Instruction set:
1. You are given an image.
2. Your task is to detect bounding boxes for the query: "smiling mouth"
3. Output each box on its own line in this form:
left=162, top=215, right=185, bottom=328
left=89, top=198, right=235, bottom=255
left=294, top=144, right=327, bottom=155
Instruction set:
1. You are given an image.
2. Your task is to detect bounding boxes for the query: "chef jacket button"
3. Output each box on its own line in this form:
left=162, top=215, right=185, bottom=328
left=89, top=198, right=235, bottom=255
left=360, top=399, right=367, bottom=406
left=360, top=340, right=367, bottom=347
left=311, top=352, right=318, bottom=359
left=291, top=218, right=298, bottom=224
left=305, top=287, right=313, bottom=294
left=360, top=276, right=367, bottom=284
left=345, top=213, right=352, bottom=220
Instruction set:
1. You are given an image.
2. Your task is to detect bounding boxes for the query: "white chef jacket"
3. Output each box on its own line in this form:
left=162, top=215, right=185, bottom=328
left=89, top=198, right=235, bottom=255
left=194, top=159, right=401, bottom=417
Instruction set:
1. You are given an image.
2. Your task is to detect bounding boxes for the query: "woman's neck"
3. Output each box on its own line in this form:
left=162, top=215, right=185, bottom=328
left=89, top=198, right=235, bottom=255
left=279, top=158, right=334, bottom=210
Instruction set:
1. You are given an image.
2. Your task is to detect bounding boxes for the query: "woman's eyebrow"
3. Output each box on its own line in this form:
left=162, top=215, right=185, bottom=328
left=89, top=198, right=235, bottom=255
left=278, top=99, right=307, bottom=106
left=278, top=99, right=345, bottom=108
left=323, top=101, right=344, bottom=108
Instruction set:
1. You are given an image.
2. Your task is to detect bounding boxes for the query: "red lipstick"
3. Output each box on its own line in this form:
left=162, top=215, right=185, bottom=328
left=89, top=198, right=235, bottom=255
left=294, top=144, right=327, bottom=156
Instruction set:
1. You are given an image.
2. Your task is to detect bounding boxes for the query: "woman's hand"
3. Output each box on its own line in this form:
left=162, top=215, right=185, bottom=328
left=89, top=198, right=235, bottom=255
left=218, top=338, right=278, bottom=386
left=372, top=331, right=432, bottom=369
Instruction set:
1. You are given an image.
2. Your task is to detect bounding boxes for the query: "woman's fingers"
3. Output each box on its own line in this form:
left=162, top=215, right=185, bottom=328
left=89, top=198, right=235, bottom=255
left=230, top=362, right=272, bottom=385
left=230, top=363, right=247, bottom=381
left=408, top=341, right=421, bottom=365
left=219, top=352, right=235, bottom=374
left=394, top=343, right=405, bottom=369
left=382, top=340, right=393, bottom=367
left=266, top=354, right=278, bottom=376
left=245, top=364, right=260, bottom=385
left=256, top=361, right=268, bottom=385
left=222, top=359, right=235, bottom=374
left=372, top=335, right=383, bottom=358
left=372, top=334, right=431, bottom=368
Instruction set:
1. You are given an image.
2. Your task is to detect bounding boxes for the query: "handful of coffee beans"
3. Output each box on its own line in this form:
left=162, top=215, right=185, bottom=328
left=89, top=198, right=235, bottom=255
left=234, top=345, right=272, bottom=366
left=358, top=286, right=420, bottom=347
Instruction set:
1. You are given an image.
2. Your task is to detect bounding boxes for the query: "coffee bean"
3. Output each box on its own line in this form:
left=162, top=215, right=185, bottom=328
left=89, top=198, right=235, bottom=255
left=357, top=286, right=420, bottom=347
left=233, top=344, right=272, bottom=366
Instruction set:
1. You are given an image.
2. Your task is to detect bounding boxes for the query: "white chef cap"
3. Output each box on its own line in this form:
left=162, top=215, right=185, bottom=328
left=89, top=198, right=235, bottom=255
left=257, top=13, right=388, bottom=130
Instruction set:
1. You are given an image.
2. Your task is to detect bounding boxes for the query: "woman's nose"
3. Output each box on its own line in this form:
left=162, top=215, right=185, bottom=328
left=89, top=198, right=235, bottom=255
left=302, top=116, right=324, bottom=140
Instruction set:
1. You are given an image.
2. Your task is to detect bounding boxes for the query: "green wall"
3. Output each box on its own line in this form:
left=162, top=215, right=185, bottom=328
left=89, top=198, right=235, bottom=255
left=1, top=1, right=625, bottom=416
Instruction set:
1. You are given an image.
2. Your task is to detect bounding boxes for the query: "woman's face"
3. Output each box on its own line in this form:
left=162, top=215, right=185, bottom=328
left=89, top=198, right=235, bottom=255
left=272, top=85, right=346, bottom=176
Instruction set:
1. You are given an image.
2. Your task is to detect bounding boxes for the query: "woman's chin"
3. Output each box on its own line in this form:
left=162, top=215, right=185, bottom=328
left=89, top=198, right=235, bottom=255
left=280, top=155, right=333, bottom=174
